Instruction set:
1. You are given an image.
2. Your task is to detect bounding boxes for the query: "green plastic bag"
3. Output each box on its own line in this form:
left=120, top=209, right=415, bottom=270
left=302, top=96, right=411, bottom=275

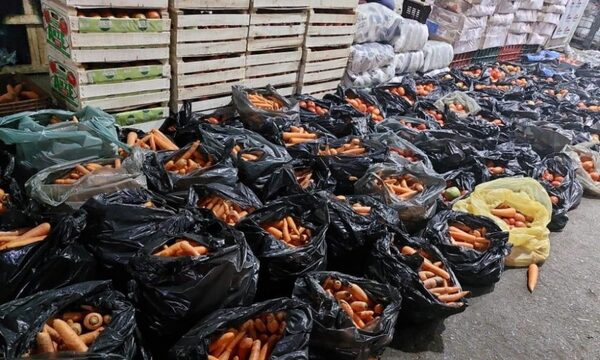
left=453, top=177, right=552, bottom=267
left=564, top=141, right=600, bottom=197
left=25, top=149, right=146, bottom=209
left=0, top=107, right=126, bottom=171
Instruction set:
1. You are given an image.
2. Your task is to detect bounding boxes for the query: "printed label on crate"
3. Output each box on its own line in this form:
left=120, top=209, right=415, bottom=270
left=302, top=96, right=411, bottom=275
left=42, top=4, right=72, bottom=57
left=114, top=107, right=166, bottom=126
left=78, top=18, right=165, bottom=33
left=87, top=65, right=164, bottom=84
left=48, top=58, right=79, bottom=107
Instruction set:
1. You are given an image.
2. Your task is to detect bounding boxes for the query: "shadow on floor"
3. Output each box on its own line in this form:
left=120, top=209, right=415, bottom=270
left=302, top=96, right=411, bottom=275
left=390, top=319, right=446, bottom=353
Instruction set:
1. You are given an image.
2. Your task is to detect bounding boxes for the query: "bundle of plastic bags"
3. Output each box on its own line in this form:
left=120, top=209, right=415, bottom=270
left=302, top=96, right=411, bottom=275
left=422, top=41, right=454, bottom=73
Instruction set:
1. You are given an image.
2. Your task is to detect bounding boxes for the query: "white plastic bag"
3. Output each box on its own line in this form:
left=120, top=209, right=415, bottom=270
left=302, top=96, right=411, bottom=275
left=488, top=13, right=514, bottom=26
left=421, top=40, right=454, bottom=72
left=453, top=38, right=482, bottom=54
left=510, top=22, right=534, bottom=34
left=496, top=0, right=521, bottom=14
left=354, top=3, right=404, bottom=44
left=465, top=3, right=498, bottom=17
left=482, top=26, right=509, bottom=48
left=538, top=11, right=561, bottom=24
left=343, top=63, right=395, bottom=88
left=393, top=18, right=429, bottom=53
left=543, top=4, right=566, bottom=14
left=394, top=51, right=425, bottom=74
left=459, top=27, right=486, bottom=41
left=347, top=43, right=395, bottom=74
left=534, top=22, right=557, bottom=36
left=519, top=0, right=543, bottom=10
left=515, top=9, right=538, bottom=22
left=506, top=32, right=527, bottom=45
left=527, top=33, right=548, bottom=45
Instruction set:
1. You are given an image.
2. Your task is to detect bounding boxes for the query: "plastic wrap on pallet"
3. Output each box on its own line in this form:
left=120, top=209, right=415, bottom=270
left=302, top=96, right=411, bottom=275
left=355, top=3, right=407, bottom=45
left=488, top=13, right=514, bottom=26
left=347, top=43, right=395, bottom=74
left=515, top=9, right=538, bottom=22
left=482, top=26, right=509, bottom=48
left=436, top=0, right=498, bottom=17
left=393, top=18, right=429, bottom=53
left=510, top=22, right=534, bottom=34
left=534, top=22, right=557, bottom=37
left=453, top=38, right=483, bottom=54
left=429, top=19, right=487, bottom=43
left=496, top=0, right=521, bottom=14
left=527, top=33, right=548, bottom=45
left=343, top=63, right=396, bottom=87
left=394, top=51, right=425, bottom=74
left=542, top=4, right=566, bottom=14
left=428, top=6, right=487, bottom=31
left=465, top=2, right=498, bottom=17
left=506, top=32, right=528, bottom=45
left=519, top=0, right=543, bottom=10
left=537, top=11, right=561, bottom=25
left=421, top=40, right=454, bottom=73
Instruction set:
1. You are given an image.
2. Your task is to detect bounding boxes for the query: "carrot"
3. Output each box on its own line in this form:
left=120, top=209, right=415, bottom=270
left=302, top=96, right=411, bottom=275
left=421, top=261, right=451, bottom=280
left=126, top=132, right=138, bottom=146
left=83, top=312, right=103, bottom=330
left=220, top=330, right=246, bottom=360
left=237, top=337, right=254, bottom=360
left=53, top=319, right=88, bottom=352
left=258, top=341, right=270, bottom=360
left=437, top=291, right=470, bottom=303
left=79, top=326, right=104, bottom=345
left=44, top=324, right=61, bottom=342
left=422, top=276, right=444, bottom=289
left=491, top=207, right=517, bottom=218
left=449, top=230, right=477, bottom=243
left=36, top=331, right=55, bottom=353
left=151, top=129, right=179, bottom=150
left=19, top=223, right=51, bottom=239
left=181, top=141, right=201, bottom=160
left=0, top=235, right=47, bottom=250
left=418, top=271, right=435, bottom=281
left=527, top=263, right=539, bottom=293
left=429, top=286, right=460, bottom=295
left=350, top=301, right=368, bottom=312
left=249, top=339, right=261, bottom=360
left=401, top=246, right=417, bottom=256
left=209, top=356, right=219, bottom=360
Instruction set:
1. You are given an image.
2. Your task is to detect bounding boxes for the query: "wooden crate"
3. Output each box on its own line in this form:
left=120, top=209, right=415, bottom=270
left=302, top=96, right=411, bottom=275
left=297, top=47, right=349, bottom=95
left=112, top=106, right=169, bottom=130
left=252, top=0, right=310, bottom=8
left=41, top=0, right=170, bottom=64
left=308, top=0, right=358, bottom=9
left=305, top=9, right=357, bottom=48
left=247, top=9, right=308, bottom=52
left=171, top=0, right=250, bottom=10
left=50, top=0, right=168, bottom=7
left=245, top=48, right=302, bottom=91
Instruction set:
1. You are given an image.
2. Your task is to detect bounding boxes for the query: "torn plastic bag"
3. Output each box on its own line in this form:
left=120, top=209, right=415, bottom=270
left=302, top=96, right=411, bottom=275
left=354, top=163, right=445, bottom=222
left=143, top=139, right=237, bottom=193
left=373, top=78, right=418, bottom=115
left=564, top=142, right=600, bottom=197
left=368, top=131, right=433, bottom=169
left=231, top=85, right=300, bottom=134
left=0, top=107, right=124, bottom=171
left=434, top=92, right=482, bottom=118
left=532, top=153, right=583, bottom=231
left=322, top=192, right=396, bottom=276
left=260, top=157, right=336, bottom=201
left=412, top=132, right=478, bottom=173
left=0, top=150, right=28, bottom=229
left=453, top=177, right=552, bottom=267
left=236, top=194, right=329, bottom=299
left=423, top=210, right=511, bottom=286
left=367, top=234, right=468, bottom=322
left=292, top=271, right=402, bottom=360
left=126, top=216, right=259, bottom=353
left=26, top=150, right=146, bottom=210
left=375, top=116, right=441, bottom=143
left=0, top=212, right=98, bottom=304
left=0, top=280, right=138, bottom=359
left=168, top=297, right=312, bottom=360
left=437, top=167, right=478, bottom=210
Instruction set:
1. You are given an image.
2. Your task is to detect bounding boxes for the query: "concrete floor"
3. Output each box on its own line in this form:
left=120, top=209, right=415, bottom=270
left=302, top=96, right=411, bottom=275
left=383, top=197, right=600, bottom=360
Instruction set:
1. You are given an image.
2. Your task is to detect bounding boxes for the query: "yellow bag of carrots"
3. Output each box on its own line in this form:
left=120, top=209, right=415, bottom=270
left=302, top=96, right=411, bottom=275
left=453, top=177, right=552, bottom=267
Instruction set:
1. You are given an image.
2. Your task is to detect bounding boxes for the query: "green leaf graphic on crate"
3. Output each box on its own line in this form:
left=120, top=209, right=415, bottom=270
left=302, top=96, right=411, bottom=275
left=49, top=59, right=78, bottom=107
left=78, top=18, right=165, bottom=33
left=114, top=108, right=165, bottom=126
left=43, top=5, right=71, bottom=57
left=86, top=65, right=164, bottom=84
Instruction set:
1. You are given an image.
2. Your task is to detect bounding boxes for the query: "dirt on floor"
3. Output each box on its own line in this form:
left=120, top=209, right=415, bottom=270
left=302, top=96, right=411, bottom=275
left=383, top=197, right=600, bottom=360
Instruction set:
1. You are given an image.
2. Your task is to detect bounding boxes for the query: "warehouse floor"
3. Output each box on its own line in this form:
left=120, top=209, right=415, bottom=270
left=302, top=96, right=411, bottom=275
left=383, top=197, right=600, bottom=360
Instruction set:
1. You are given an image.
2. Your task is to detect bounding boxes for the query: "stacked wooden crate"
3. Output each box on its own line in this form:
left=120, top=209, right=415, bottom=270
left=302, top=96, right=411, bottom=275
left=170, top=0, right=250, bottom=113
left=245, top=0, right=310, bottom=96
left=41, top=0, right=171, bottom=129
left=298, top=0, right=358, bottom=98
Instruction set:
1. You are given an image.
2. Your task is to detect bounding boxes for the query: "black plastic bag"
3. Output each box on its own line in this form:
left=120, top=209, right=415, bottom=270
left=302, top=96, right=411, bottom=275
left=0, top=150, right=29, bottom=229
left=367, top=234, right=468, bottom=322
left=415, top=78, right=445, bottom=100
left=267, top=122, right=336, bottom=157
left=296, top=95, right=333, bottom=121
left=375, top=116, right=441, bottom=144
left=443, top=110, right=500, bottom=139
left=143, top=140, right=237, bottom=193
left=325, top=86, right=386, bottom=123
left=168, top=297, right=313, bottom=360
left=473, top=143, right=540, bottom=182
left=126, top=216, right=259, bottom=353
left=160, top=101, right=242, bottom=141
left=237, top=194, right=329, bottom=299
left=513, top=121, right=571, bottom=157
left=373, top=79, right=417, bottom=115
left=437, top=167, right=477, bottom=210
left=368, top=130, right=433, bottom=169
left=532, top=153, right=584, bottom=231
left=0, top=211, right=99, bottom=304
left=496, top=100, right=540, bottom=121
left=185, top=182, right=263, bottom=224
left=231, top=85, right=300, bottom=134
left=0, top=280, right=138, bottom=359
left=422, top=210, right=511, bottom=286
left=310, top=105, right=372, bottom=138
left=292, top=271, right=402, bottom=360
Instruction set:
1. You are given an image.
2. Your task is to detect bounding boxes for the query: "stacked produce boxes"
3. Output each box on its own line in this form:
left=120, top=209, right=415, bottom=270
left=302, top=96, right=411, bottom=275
left=298, top=0, right=358, bottom=97
left=41, top=0, right=171, bottom=129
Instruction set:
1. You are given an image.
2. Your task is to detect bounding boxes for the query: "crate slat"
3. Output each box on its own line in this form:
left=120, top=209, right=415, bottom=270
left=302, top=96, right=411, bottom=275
left=71, top=47, right=170, bottom=63
left=305, top=35, right=354, bottom=48
left=308, top=25, right=355, bottom=36
left=244, top=72, right=298, bottom=88
left=177, top=68, right=245, bottom=87
left=309, top=12, right=356, bottom=24
left=171, top=0, right=249, bottom=10
left=71, top=32, right=170, bottom=47
left=301, top=80, right=339, bottom=94
left=176, top=40, right=247, bottom=57
left=308, top=0, right=357, bottom=9
left=178, top=82, right=241, bottom=100
left=305, top=47, right=351, bottom=62
left=248, top=36, right=304, bottom=51
left=60, top=0, right=168, bottom=7
left=246, top=49, right=302, bottom=66
left=175, top=56, right=246, bottom=74
left=249, top=24, right=305, bottom=37
left=80, top=90, right=170, bottom=110
left=79, top=78, right=170, bottom=98
left=175, top=13, right=249, bottom=27
left=305, top=57, right=348, bottom=73
left=246, top=61, right=300, bottom=77
left=302, top=68, right=345, bottom=83
left=252, top=0, right=309, bottom=8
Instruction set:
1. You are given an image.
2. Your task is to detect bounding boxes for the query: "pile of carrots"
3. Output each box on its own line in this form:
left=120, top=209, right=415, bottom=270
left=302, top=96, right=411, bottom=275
left=485, top=160, right=505, bottom=175
left=401, top=246, right=469, bottom=305
left=295, top=168, right=314, bottom=189
left=425, top=109, right=445, bottom=126
left=0, top=83, right=39, bottom=104
left=385, top=86, right=415, bottom=105
left=299, top=100, right=328, bottom=115
left=0, top=187, right=7, bottom=214
left=462, top=68, right=482, bottom=78
left=580, top=154, right=600, bottom=181
left=282, top=126, right=318, bottom=147
left=28, top=306, right=111, bottom=355
left=0, top=223, right=51, bottom=251
left=540, top=170, right=565, bottom=188
left=491, top=204, right=533, bottom=229
left=389, top=147, right=420, bottom=162
left=345, top=97, right=384, bottom=122
left=164, top=141, right=214, bottom=175
left=239, top=150, right=262, bottom=162
left=476, top=115, right=504, bottom=126
left=474, top=84, right=511, bottom=92
left=321, top=276, right=384, bottom=329
left=502, top=64, right=522, bottom=75
left=489, top=68, right=505, bottom=82
left=76, top=9, right=162, bottom=19
left=248, top=93, right=283, bottom=111
left=206, top=311, right=287, bottom=360
left=49, top=115, right=78, bottom=125
left=336, top=196, right=372, bottom=216
left=399, top=119, right=427, bottom=131
left=576, top=102, right=600, bottom=112
left=198, top=195, right=252, bottom=225
left=447, top=102, right=467, bottom=115
left=53, top=160, right=121, bottom=185
left=415, top=83, right=436, bottom=97
left=319, top=138, right=366, bottom=156
left=381, top=174, right=424, bottom=201
left=447, top=223, right=491, bottom=251
left=126, top=129, right=179, bottom=151
left=153, top=238, right=208, bottom=257
left=511, top=78, right=528, bottom=87
left=261, top=216, right=311, bottom=247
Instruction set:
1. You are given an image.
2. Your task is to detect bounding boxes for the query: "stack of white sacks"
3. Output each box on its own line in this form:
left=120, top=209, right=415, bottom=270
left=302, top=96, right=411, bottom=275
left=344, top=3, right=453, bottom=87
left=531, top=0, right=567, bottom=45
left=508, top=0, right=542, bottom=45
left=484, top=0, right=515, bottom=48
left=427, top=0, right=497, bottom=53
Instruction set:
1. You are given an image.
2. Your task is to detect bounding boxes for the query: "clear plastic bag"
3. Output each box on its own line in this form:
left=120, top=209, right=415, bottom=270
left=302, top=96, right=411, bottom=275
left=348, top=43, right=395, bottom=75
left=538, top=11, right=561, bottom=24
left=527, top=33, right=548, bottom=45
left=506, top=32, right=528, bottom=45
left=354, top=3, right=404, bottom=44
left=482, top=27, right=509, bottom=48
left=515, top=9, right=538, bottom=22
left=488, top=13, right=514, bottom=26
left=394, top=51, right=425, bottom=74
left=393, top=18, right=429, bottom=53
left=564, top=142, right=600, bottom=197
left=543, top=4, right=566, bottom=14
left=421, top=41, right=454, bottom=73
left=510, top=22, right=534, bottom=34
left=343, top=64, right=396, bottom=88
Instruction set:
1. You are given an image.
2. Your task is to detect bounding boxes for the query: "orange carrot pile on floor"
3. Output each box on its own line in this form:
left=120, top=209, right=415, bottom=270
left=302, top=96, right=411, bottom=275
left=28, top=306, right=112, bottom=355
left=52, top=160, right=121, bottom=185
left=153, top=239, right=208, bottom=257
left=126, top=129, right=179, bottom=151
left=447, top=222, right=491, bottom=251
left=491, top=203, right=534, bottom=229
left=282, top=126, right=319, bottom=146
left=402, top=246, right=469, bottom=305
left=261, top=216, right=311, bottom=247
left=207, top=311, right=287, bottom=360
left=248, top=93, right=283, bottom=111
left=0, top=223, right=51, bottom=251
left=198, top=195, right=253, bottom=225
left=381, top=174, right=424, bottom=200
left=319, top=138, right=366, bottom=156
left=345, top=97, right=384, bottom=122
left=321, top=276, right=384, bottom=329
left=164, top=141, right=214, bottom=175
left=299, top=100, right=328, bottom=115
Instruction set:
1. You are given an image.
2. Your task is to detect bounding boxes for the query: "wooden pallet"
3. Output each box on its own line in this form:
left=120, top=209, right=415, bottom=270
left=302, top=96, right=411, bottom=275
left=41, top=0, right=170, bottom=63
left=305, top=9, right=357, bottom=48
left=247, top=9, right=308, bottom=52
left=245, top=48, right=302, bottom=91
left=297, top=46, right=349, bottom=95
